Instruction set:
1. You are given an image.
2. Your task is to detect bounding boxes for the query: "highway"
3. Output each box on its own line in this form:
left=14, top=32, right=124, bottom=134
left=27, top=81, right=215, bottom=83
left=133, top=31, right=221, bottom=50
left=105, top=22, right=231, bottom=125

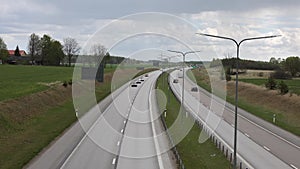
left=169, top=69, right=300, bottom=169
left=26, top=71, right=175, bottom=169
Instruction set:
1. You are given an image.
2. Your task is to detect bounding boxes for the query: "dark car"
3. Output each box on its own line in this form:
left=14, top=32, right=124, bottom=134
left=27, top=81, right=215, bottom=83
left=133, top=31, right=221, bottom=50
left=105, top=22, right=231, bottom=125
left=145, top=74, right=149, bottom=77
left=191, top=87, right=198, bottom=92
left=131, top=84, right=138, bottom=87
left=136, top=81, right=142, bottom=84
left=173, top=79, right=179, bottom=83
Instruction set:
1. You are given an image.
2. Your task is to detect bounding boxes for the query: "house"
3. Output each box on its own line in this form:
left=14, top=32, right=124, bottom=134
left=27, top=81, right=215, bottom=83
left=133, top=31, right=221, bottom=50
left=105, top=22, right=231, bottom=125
left=8, top=50, right=27, bottom=56
left=6, top=46, right=29, bottom=64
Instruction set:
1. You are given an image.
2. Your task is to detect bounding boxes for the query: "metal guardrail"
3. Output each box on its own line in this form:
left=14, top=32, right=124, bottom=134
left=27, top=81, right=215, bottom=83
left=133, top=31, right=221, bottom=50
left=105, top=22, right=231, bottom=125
left=156, top=73, right=185, bottom=169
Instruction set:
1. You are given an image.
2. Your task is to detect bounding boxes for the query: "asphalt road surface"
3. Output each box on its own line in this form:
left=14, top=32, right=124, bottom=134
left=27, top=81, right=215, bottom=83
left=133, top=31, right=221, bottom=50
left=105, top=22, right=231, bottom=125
left=169, top=69, right=300, bottom=169
left=26, top=71, right=175, bottom=169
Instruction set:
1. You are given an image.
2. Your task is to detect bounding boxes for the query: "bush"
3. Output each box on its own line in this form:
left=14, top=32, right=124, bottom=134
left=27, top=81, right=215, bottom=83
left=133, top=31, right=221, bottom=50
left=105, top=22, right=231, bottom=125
left=271, top=69, right=292, bottom=79
left=278, top=81, right=289, bottom=95
left=63, top=81, right=68, bottom=87
left=68, top=79, right=72, bottom=85
left=265, top=77, right=277, bottom=90
left=258, top=72, right=264, bottom=77
left=225, top=67, right=231, bottom=81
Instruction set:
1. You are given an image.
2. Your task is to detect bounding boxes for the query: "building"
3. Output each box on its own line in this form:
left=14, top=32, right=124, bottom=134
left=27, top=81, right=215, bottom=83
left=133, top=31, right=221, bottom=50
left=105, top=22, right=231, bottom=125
left=8, top=50, right=27, bottom=56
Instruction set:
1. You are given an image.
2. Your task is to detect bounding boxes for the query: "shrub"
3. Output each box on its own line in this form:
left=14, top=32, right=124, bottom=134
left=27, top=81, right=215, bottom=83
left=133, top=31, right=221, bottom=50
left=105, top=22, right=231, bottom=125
left=265, top=77, right=277, bottom=90
left=68, top=79, right=72, bottom=85
left=258, top=72, right=264, bottom=77
left=225, top=67, right=231, bottom=81
left=63, top=81, right=68, bottom=87
left=271, top=69, right=292, bottom=79
left=278, top=81, right=289, bottom=95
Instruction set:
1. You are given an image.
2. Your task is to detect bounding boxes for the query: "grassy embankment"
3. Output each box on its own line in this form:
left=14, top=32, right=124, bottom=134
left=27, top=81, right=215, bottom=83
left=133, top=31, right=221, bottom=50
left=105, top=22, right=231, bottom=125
left=188, top=68, right=300, bottom=136
left=0, top=65, right=156, bottom=169
left=156, top=72, right=230, bottom=169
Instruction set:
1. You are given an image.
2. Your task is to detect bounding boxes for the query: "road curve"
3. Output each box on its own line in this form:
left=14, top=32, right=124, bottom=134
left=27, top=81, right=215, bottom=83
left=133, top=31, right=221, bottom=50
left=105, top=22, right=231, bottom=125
left=169, top=69, right=297, bottom=169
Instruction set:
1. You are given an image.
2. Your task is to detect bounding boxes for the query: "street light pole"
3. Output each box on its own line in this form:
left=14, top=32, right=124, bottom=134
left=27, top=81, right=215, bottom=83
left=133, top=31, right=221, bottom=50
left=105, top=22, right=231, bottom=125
left=167, top=50, right=201, bottom=115
left=196, top=33, right=281, bottom=169
left=159, top=54, right=180, bottom=105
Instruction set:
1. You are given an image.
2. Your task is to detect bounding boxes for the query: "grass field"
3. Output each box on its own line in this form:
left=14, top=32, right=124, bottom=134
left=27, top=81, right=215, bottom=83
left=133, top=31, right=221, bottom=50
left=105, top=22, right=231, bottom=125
left=0, top=65, right=116, bottom=169
left=0, top=64, right=159, bottom=169
left=189, top=68, right=300, bottom=136
left=239, top=78, right=300, bottom=95
left=0, top=65, right=117, bottom=102
left=156, top=72, right=230, bottom=169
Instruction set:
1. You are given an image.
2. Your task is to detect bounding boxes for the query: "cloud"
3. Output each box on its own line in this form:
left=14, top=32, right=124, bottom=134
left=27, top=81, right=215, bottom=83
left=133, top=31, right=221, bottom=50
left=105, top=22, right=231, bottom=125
left=0, top=1, right=299, bottom=61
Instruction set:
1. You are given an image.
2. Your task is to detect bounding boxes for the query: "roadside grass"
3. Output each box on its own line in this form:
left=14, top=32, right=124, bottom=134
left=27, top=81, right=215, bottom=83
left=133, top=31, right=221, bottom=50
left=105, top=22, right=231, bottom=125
left=0, top=101, right=76, bottom=169
left=239, top=78, right=300, bottom=95
left=190, top=68, right=300, bottom=137
left=0, top=65, right=116, bottom=102
left=156, top=72, right=230, bottom=169
left=0, top=65, right=74, bottom=101
left=0, top=66, right=115, bottom=169
left=0, top=65, right=159, bottom=169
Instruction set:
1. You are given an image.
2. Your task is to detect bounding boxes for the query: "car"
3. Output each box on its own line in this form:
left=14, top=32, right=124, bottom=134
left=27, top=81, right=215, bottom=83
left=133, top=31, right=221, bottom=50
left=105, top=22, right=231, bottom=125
left=145, top=74, right=149, bottom=77
left=136, top=81, right=142, bottom=84
left=131, top=84, right=138, bottom=87
left=173, top=79, right=179, bottom=83
left=140, top=79, right=144, bottom=82
left=191, top=87, right=198, bottom=92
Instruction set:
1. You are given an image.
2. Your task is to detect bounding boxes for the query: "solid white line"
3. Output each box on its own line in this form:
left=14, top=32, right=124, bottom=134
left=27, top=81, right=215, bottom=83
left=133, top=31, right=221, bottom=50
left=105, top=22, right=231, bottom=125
left=185, top=71, right=300, bottom=150
left=263, top=146, right=271, bottom=151
left=112, top=158, right=116, bottom=165
left=149, top=73, right=164, bottom=169
left=290, top=164, right=298, bottom=169
left=60, top=102, right=116, bottom=169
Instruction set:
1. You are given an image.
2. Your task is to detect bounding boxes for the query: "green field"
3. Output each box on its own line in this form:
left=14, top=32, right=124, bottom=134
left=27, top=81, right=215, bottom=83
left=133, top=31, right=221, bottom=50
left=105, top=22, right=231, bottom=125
left=0, top=65, right=74, bottom=101
left=0, top=65, right=116, bottom=169
left=189, top=68, right=300, bottom=136
left=239, top=78, right=300, bottom=95
left=0, top=65, right=117, bottom=102
left=156, top=72, right=230, bottom=169
left=0, top=64, right=160, bottom=169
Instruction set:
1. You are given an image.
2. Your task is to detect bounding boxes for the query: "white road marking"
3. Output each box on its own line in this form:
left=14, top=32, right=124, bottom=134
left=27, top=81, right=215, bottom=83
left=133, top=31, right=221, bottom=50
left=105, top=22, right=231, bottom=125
left=244, top=133, right=250, bottom=138
left=263, top=146, right=271, bottom=151
left=121, top=129, right=124, bottom=133
left=185, top=71, right=300, bottom=150
left=112, top=158, right=116, bottom=165
left=290, top=164, right=298, bottom=169
left=123, top=120, right=126, bottom=124
left=231, top=124, right=235, bottom=127
left=117, top=141, right=120, bottom=146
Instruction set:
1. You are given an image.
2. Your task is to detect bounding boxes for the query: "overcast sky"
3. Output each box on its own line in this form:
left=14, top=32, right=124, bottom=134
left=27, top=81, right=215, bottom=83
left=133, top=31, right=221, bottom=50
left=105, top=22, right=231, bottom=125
left=1, top=0, right=299, bottom=61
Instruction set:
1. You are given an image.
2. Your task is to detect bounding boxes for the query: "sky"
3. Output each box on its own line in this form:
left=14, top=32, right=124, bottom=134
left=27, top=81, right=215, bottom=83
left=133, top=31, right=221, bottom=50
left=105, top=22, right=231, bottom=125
left=0, top=0, right=299, bottom=61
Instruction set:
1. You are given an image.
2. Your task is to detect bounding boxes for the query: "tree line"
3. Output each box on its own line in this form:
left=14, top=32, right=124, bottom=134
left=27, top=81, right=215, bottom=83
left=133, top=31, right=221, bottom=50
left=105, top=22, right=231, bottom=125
left=28, top=33, right=80, bottom=66
left=210, top=57, right=300, bottom=78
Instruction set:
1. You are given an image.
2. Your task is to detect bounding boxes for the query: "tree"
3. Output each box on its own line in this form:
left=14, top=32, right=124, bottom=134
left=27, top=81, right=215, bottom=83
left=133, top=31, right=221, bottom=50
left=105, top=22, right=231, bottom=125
left=269, top=57, right=278, bottom=64
left=40, top=35, right=52, bottom=65
left=48, top=40, right=65, bottom=66
left=265, top=77, right=277, bottom=90
left=28, top=33, right=41, bottom=64
left=282, top=56, right=300, bottom=76
left=63, top=38, right=80, bottom=66
left=277, top=81, right=289, bottom=95
left=14, top=45, right=21, bottom=56
left=90, top=44, right=107, bottom=66
left=0, top=37, right=9, bottom=63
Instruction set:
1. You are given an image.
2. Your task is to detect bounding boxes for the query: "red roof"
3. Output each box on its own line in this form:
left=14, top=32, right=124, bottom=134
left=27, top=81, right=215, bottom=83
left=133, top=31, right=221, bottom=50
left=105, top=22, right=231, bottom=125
left=8, top=50, right=27, bottom=56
